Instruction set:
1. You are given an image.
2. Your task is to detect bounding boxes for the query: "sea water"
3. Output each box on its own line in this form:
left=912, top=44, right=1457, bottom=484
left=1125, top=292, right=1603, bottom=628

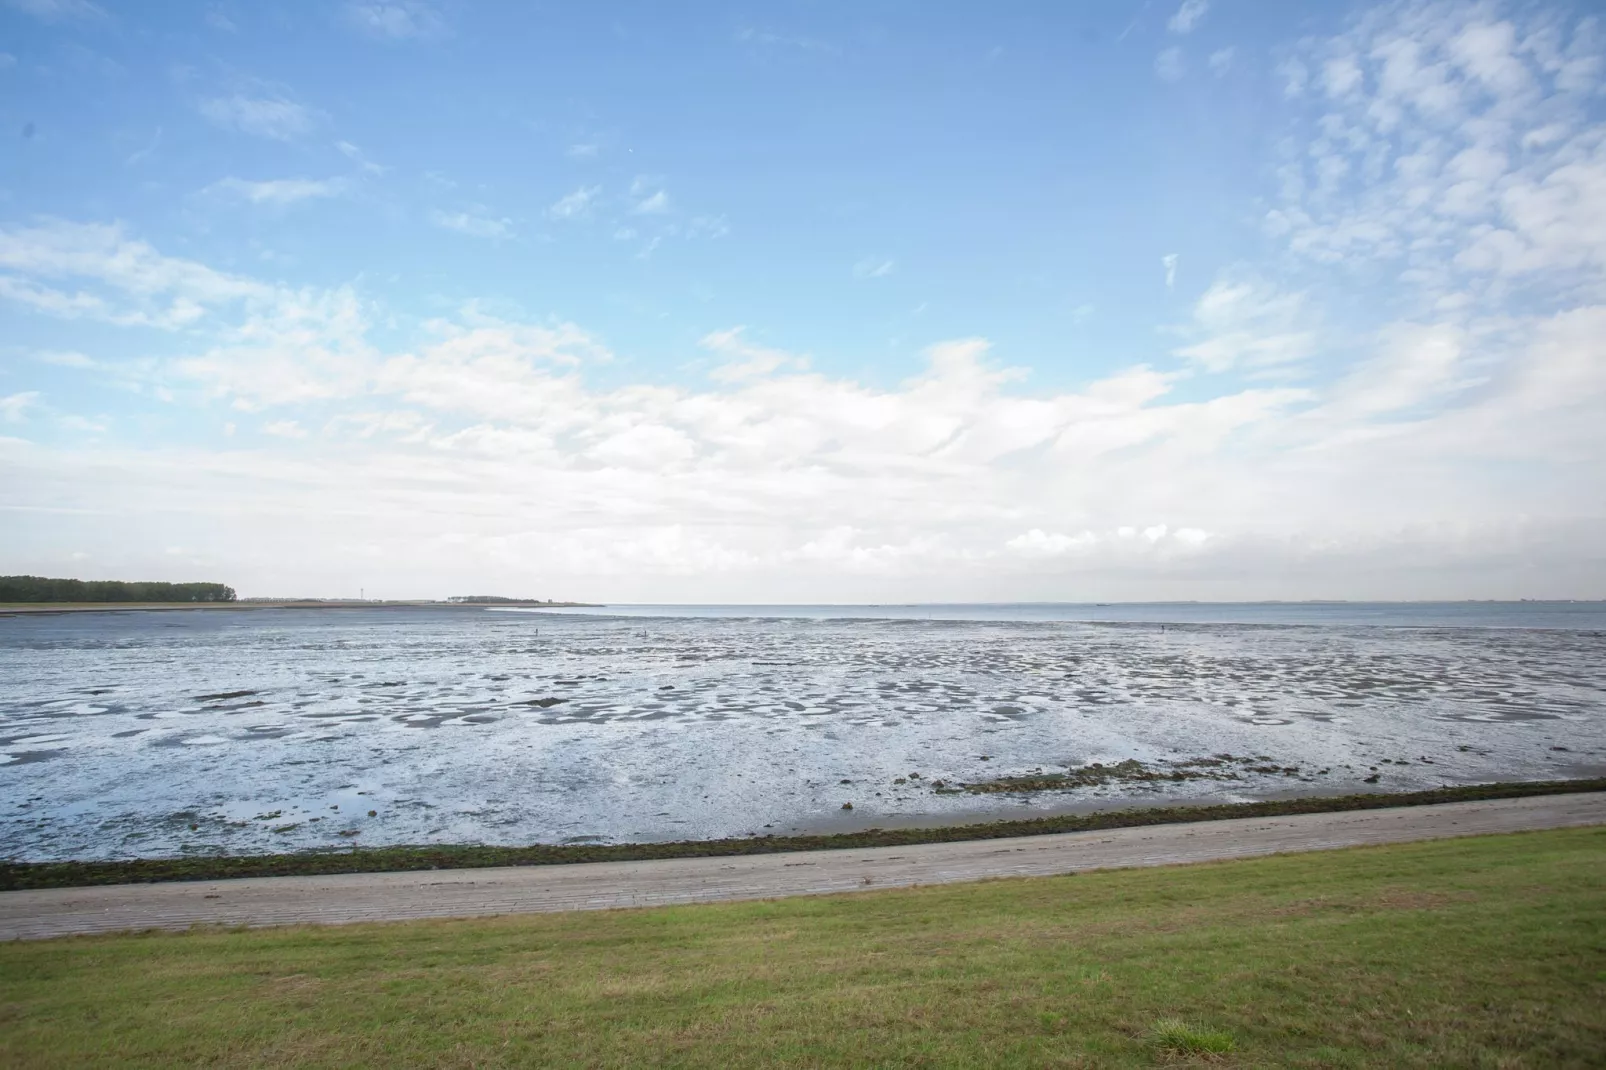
left=2, top=603, right=1603, bottom=861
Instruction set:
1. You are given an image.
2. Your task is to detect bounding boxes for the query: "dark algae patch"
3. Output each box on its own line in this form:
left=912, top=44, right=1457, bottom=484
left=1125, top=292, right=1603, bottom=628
left=2, top=777, right=1602, bottom=891
left=958, top=754, right=1301, bottom=794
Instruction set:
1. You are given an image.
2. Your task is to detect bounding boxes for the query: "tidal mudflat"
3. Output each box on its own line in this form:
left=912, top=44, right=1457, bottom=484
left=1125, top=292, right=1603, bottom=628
left=2, top=604, right=1603, bottom=861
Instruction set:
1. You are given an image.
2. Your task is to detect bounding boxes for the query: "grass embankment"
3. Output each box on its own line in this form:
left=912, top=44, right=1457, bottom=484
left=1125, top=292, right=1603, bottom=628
left=3, top=827, right=1602, bottom=1067
left=4, top=777, right=1602, bottom=892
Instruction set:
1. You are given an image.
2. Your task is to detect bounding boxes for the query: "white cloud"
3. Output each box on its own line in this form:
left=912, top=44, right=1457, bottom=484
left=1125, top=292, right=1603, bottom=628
left=701, top=327, right=809, bottom=382
left=198, top=94, right=315, bottom=141
left=632, top=189, right=670, bottom=215
left=1265, top=0, right=1606, bottom=308
left=0, top=391, right=40, bottom=422
left=0, top=53, right=16, bottom=69
left=1321, top=55, right=1363, bottom=97
left=336, top=140, right=386, bottom=174
left=33, top=349, right=96, bottom=368
left=548, top=185, right=600, bottom=220
left=1323, top=321, right=1468, bottom=418
left=1173, top=274, right=1317, bottom=373
left=210, top=177, right=348, bottom=205
left=125, top=127, right=162, bottom=166
left=3, top=0, right=105, bottom=22
left=0, top=390, right=108, bottom=436
left=344, top=1, right=444, bottom=40
left=0, top=218, right=277, bottom=329
left=430, top=209, right=513, bottom=240
left=736, top=27, right=840, bottom=56
left=4, top=2, right=1605, bottom=600
left=1155, top=47, right=1185, bottom=81
left=1006, top=528, right=1097, bottom=557
left=1007, top=524, right=1211, bottom=559
left=1167, top=0, right=1208, bottom=34
left=1208, top=47, right=1235, bottom=75
left=853, top=257, right=895, bottom=279
left=1277, top=57, right=1309, bottom=97
left=1, top=247, right=1601, bottom=597
left=263, top=420, right=308, bottom=439
left=566, top=142, right=600, bottom=160
left=685, top=215, right=731, bottom=240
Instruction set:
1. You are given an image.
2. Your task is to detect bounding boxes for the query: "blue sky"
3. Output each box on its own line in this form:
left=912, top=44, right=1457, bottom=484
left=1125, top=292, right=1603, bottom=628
left=2, top=0, right=1604, bottom=600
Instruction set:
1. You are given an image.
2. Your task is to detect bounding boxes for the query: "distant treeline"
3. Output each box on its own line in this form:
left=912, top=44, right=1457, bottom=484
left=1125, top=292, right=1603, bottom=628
left=0, top=576, right=237, bottom=603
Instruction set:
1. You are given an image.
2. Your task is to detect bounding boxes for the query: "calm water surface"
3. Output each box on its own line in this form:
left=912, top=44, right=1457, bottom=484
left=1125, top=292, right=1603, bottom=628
left=2, top=602, right=1603, bottom=861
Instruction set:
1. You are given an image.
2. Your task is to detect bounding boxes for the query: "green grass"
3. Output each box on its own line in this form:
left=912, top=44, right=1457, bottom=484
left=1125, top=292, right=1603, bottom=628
left=3, top=827, right=1603, bottom=1068
left=1150, top=1017, right=1237, bottom=1058
left=5, top=776, right=1603, bottom=891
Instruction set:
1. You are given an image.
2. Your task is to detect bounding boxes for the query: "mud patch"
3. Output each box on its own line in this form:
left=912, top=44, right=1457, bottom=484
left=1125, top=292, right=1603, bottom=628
left=957, top=754, right=1307, bottom=795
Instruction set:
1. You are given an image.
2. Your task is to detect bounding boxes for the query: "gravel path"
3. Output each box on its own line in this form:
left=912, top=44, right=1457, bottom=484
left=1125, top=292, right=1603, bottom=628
left=4, top=793, right=1602, bottom=941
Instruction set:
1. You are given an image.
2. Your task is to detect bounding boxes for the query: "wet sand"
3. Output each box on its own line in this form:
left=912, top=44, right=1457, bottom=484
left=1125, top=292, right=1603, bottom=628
left=3, top=792, right=1601, bottom=941
left=5, top=607, right=1604, bottom=859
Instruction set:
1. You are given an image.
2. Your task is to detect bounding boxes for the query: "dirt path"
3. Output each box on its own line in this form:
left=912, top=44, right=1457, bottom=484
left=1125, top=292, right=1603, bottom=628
left=4, top=793, right=1602, bottom=941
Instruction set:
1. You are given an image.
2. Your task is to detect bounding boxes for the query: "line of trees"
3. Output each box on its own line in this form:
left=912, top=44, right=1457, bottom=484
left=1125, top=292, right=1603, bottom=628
left=0, top=576, right=237, bottom=603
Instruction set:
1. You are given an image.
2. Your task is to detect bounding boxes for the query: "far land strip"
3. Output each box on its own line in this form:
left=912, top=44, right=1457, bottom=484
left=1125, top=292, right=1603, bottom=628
left=0, top=575, right=597, bottom=613
left=0, top=599, right=597, bottom=616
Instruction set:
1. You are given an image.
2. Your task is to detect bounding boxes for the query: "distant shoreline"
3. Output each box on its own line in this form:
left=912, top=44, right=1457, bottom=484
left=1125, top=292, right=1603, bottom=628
left=0, top=600, right=601, bottom=616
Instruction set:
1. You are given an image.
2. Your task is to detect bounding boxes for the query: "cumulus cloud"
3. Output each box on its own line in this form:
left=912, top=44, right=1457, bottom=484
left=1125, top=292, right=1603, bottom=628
left=4, top=0, right=106, bottom=22
left=344, top=1, right=445, bottom=40
left=0, top=218, right=277, bottom=328
left=548, top=186, right=599, bottom=220
left=198, top=94, right=315, bottom=140
left=336, top=141, right=386, bottom=174
left=632, top=189, right=670, bottom=215
left=1173, top=275, right=1317, bottom=374
left=1155, top=47, right=1185, bottom=81
left=701, top=327, right=809, bottom=382
left=209, top=177, right=349, bottom=205
left=0, top=249, right=1599, bottom=597
left=1264, top=0, right=1606, bottom=307
left=204, top=5, right=235, bottom=32
left=1, top=0, right=1603, bottom=601
left=1007, top=525, right=1212, bottom=559
left=430, top=208, right=513, bottom=239
left=0, top=391, right=41, bottom=422
left=33, top=349, right=97, bottom=368
left=1168, top=0, right=1208, bottom=34
left=262, top=419, right=308, bottom=439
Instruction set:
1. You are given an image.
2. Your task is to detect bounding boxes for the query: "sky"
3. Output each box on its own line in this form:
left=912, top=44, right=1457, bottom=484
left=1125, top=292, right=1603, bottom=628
left=0, top=0, right=1603, bottom=602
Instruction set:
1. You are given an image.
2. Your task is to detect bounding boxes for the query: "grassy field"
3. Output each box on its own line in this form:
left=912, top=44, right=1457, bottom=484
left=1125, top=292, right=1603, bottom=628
left=2, top=828, right=1602, bottom=1069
